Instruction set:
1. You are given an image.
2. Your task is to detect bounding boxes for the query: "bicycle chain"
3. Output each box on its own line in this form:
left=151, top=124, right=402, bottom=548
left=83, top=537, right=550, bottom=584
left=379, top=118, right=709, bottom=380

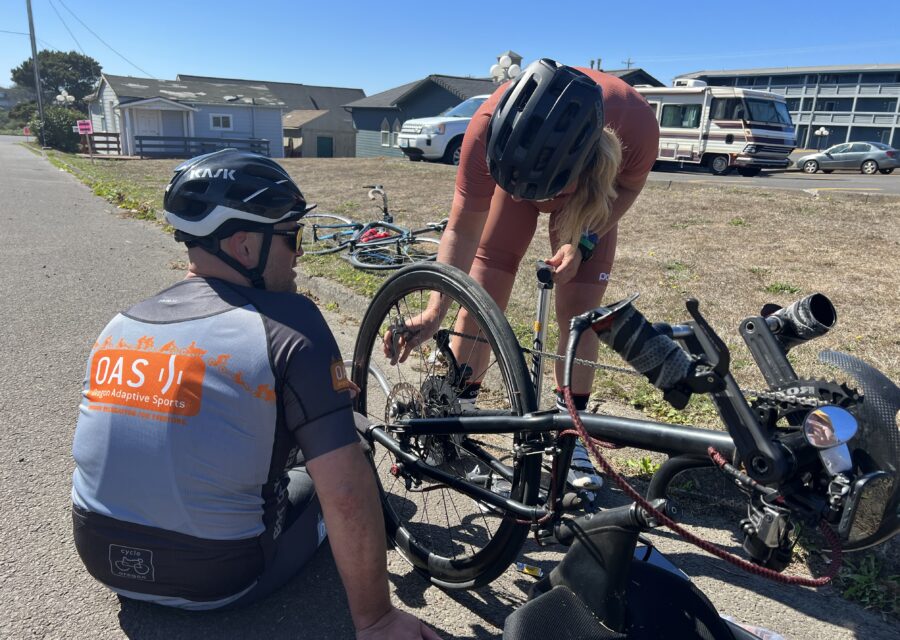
left=749, top=378, right=861, bottom=419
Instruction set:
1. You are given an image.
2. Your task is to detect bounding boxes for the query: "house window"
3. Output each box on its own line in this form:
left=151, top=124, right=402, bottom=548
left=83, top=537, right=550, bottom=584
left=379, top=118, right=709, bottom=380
left=380, top=118, right=390, bottom=146
left=392, top=119, right=401, bottom=147
left=210, top=114, right=233, bottom=130
left=660, top=104, right=701, bottom=129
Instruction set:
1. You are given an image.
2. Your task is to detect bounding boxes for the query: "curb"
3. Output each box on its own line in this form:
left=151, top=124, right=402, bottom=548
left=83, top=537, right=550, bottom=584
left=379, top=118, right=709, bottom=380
left=296, top=267, right=374, bottom=320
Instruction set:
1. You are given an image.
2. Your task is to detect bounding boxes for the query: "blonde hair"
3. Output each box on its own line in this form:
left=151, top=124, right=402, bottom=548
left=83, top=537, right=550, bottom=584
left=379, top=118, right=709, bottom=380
left=554, top=127, right=623, bottom=247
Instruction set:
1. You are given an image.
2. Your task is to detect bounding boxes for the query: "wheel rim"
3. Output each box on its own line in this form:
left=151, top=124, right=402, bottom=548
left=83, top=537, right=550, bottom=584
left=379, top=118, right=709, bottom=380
left=862, top=161, right=877, bottom=174
left=804, top=161, right=818, bottom=174
left=452, top=146, right=461, bottom=165
left=712, top=156, right=728, bottom=173
left=352, top=266, right=538, bottom=585
left=350, top=238, right=439, bottom=270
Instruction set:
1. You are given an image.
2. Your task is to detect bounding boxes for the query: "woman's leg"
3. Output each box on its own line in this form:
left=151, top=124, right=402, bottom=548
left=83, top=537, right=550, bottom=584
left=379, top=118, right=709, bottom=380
left=452, top=193, right=539, bottom=383
left=552, top=225, right=617, bottom=395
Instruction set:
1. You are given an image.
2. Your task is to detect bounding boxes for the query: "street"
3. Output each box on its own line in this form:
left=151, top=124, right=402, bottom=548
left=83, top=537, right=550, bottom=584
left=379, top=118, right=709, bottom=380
left=0, top=136, right=895, bottom=639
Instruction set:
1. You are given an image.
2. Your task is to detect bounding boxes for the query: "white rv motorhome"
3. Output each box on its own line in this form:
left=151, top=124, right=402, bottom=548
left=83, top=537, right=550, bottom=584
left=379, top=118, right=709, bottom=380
left=636, top=79, right=796, bottom=176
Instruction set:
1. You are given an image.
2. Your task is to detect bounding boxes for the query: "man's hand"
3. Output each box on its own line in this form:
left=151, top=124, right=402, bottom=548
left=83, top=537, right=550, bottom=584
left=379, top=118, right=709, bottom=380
left=382, top=310, right=443, bottom=365
left=545, top=243, right=581, bottom=285
left=356, top=606, right=442, bottom=640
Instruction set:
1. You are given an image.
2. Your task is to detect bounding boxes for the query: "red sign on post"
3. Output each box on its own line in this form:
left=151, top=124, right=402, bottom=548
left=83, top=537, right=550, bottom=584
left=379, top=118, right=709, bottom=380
left=77, top=120, right=93, bottom=135
left=23, top=126, right=31, bottom=136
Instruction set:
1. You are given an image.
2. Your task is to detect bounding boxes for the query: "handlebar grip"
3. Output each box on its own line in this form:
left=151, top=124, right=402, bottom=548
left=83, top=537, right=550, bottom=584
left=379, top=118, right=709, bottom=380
left=593, top=304, right=694, bottom=393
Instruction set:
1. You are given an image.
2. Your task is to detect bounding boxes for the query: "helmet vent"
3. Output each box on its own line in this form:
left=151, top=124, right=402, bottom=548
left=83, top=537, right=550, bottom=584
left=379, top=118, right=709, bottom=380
left=570, top=123, right=592, bottom=154
left=523, top=183, right=538, bottom=200
left=534, top=147, right=553, bottom=172
left=520, top=116, right=544, bottom=149
left=549, top=170, right=570, bottom=195
left=556, top=103, right=580, bottom=132
left=514, top=77, right=538, bottom=112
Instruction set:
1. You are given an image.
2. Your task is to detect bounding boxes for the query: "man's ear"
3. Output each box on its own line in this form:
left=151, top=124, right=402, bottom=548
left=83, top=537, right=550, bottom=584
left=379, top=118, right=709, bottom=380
left=224, top=231, right=256, bottom=268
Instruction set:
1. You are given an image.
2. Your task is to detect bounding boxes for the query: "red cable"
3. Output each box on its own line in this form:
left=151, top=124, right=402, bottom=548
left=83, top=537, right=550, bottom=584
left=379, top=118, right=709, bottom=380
left=562, top=387, right=841, bottom=587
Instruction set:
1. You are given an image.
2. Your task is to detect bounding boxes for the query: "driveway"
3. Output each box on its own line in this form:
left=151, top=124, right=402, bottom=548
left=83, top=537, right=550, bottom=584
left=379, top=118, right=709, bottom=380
left=0, top=136, right=895, bottom=639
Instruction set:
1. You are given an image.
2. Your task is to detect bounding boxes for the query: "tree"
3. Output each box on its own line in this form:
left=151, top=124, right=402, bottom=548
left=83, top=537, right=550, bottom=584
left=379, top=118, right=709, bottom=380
left=8, top=100, right=38, bottom=125
left=29, top=106, right=82, bottom=152
left=11, top=50, right=101, bottom=113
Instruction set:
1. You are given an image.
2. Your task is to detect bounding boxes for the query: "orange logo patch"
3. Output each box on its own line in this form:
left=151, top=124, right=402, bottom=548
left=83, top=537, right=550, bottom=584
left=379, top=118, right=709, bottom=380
left=330, top=360, right=352, bottom=392
left=86, top=348, right=206, bottom=416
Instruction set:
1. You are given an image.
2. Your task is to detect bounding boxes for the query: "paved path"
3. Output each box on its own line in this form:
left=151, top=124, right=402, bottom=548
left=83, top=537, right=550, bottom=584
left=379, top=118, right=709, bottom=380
left=0, top=137, right=894, bottom=639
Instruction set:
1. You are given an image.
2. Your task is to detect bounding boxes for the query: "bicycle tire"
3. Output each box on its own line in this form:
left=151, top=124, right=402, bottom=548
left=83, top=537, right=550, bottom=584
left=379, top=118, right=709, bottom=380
left=302, top=213, right=357, bottom=255
left=347, top=237, right=440, bottom=271
left=352, top=262, right=540, bottom=588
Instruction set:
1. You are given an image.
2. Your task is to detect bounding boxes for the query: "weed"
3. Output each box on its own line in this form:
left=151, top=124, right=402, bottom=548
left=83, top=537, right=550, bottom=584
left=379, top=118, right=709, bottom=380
left=749, top=266, right=769, bottom=277
left=729, top=217, right=748, bottom=226
left=624, top=456, right=661, bottom=477
left=837, top=554, right=900, bottom=615
left=764, top=282, right=801, bottom=295
left=324, top=301, right=340, bottom=312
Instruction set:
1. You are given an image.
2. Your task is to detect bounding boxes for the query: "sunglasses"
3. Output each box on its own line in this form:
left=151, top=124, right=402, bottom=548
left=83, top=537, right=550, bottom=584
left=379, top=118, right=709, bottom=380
left=270, top=224, right=304, bottom=253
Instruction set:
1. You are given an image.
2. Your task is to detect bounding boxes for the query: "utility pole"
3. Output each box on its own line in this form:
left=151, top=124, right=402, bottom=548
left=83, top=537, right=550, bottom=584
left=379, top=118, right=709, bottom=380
left=26, top=0, right=46, bottom=147
left=621, top=57, right=635, bottom=70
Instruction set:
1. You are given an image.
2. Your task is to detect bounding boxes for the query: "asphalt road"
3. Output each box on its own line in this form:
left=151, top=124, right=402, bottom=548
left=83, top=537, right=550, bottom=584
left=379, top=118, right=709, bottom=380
left=0, top=136, right=895, bottom=639
left=648, top=158, right=900, bottom=196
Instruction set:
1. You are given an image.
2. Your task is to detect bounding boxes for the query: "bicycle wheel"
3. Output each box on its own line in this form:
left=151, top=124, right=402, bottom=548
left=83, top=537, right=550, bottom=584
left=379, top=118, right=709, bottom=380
left=352, top=262, right=540, bottom=588
left=347, top=237, right=440, bottom=271
left=301, top=213, right=357, bottom=255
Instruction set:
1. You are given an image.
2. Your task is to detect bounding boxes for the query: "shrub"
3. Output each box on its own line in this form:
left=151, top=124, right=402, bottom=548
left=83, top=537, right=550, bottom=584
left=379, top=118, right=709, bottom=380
left=28, top=106, right=83, bottom=152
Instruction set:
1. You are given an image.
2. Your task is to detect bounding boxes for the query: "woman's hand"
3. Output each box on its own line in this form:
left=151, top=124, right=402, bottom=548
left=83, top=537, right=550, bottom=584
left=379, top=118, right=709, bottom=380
left=545, top=243, right=581, bottom=285
left=382, top=308, right=444, bottom=365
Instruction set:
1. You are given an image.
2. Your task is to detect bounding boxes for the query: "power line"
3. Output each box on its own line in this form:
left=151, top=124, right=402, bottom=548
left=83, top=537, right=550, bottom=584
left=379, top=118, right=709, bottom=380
left=47, top=0, right=86, bottom=56
left=54, top=0, right=156, bottom=78
left=0, top=29, right=57, bottom=49
left=47, top=0, right=102, bottom=79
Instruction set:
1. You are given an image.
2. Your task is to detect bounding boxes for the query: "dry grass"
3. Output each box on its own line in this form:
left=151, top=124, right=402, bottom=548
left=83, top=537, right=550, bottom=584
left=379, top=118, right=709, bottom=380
left=48, top=150, right=900, bottom=405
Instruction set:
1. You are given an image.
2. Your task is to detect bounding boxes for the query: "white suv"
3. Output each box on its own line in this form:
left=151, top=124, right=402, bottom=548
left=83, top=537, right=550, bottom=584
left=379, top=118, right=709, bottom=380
left=397, top=95, right=490, bottom=165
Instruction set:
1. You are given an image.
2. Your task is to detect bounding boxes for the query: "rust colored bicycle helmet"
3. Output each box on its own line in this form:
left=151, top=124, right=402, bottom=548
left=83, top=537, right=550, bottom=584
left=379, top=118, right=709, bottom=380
left=486, top=59, right=604, bottom=201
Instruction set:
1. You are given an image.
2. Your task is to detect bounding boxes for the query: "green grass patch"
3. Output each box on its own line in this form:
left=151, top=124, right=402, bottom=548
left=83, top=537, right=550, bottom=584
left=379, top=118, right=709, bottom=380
left=764, top=281, right=802, bottom=295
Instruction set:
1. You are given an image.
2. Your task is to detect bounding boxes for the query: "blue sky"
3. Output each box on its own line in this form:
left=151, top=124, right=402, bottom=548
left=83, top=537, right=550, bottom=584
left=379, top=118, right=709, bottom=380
left=3, top=0, right=900, bottom=97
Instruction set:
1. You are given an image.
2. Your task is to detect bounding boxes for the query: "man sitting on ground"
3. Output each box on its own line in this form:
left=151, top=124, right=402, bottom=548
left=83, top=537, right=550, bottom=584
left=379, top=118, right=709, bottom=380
left=70, top=149, right=438, bottom=639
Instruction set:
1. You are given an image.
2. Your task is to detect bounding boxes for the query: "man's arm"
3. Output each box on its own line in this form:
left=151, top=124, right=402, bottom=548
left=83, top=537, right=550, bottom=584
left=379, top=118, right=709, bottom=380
left=306, top=441, right=440, bottom=639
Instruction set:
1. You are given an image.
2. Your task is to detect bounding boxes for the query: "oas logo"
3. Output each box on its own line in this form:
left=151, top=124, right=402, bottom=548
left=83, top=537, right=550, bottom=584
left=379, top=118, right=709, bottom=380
left=330, top=360, right=353, bottom=392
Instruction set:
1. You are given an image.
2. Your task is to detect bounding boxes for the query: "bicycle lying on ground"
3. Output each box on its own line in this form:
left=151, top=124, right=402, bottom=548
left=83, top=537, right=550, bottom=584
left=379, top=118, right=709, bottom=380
left=348, top=262, right=898, bottom=636
left=301, top=185, right=447, bottom=270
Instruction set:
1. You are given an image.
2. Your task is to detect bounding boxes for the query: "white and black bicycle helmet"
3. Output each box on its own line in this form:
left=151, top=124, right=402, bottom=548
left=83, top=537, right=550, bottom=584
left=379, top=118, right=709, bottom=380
left=164, top=149, right=314, bottom=289
left=486, top=59, right=604, bottom=201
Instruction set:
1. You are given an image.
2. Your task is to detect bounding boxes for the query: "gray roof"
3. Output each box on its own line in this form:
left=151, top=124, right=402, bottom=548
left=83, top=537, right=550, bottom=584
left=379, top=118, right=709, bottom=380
left=680, top=63, right=900, bottom=78
left=603, top=68, right=664, bottom=87
left=176, top=75, right=364, bottom=130
left=345, top=75, right=496, bottom=109
left=99, top=74, right=285, bottom=107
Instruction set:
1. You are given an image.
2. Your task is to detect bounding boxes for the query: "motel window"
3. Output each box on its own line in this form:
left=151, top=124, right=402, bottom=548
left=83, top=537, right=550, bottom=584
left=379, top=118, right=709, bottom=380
left=380, top=118, right=390, bottom=146
left=855, top=98, right=898, bottom=113
left=860, top=72, right=898, bottom=84
left=785, top=98, right=801, bottom=112
left=770, top=74, right=805, bottom=86
left=819, top=98, right=854, bottom=112
left=210, top=114, right=232, bottom=130
left=660, top=104, right=701, bottom=129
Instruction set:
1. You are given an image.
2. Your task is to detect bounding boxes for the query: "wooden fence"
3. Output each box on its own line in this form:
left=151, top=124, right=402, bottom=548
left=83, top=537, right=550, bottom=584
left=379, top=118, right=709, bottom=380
left=134, top=136, right=270, bottom=158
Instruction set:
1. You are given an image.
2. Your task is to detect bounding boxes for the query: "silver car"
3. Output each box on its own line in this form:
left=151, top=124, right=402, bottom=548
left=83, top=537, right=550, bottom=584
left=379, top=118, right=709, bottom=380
left=798, top=142, right=899, bottom=175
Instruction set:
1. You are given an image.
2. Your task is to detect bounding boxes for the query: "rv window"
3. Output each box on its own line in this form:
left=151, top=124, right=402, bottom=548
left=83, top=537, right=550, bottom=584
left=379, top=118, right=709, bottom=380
left=660, top=104, right=701, bottom=129
left=710, top=98, right=744, bottom=120
left=745, top=99, right=792, bottom=125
